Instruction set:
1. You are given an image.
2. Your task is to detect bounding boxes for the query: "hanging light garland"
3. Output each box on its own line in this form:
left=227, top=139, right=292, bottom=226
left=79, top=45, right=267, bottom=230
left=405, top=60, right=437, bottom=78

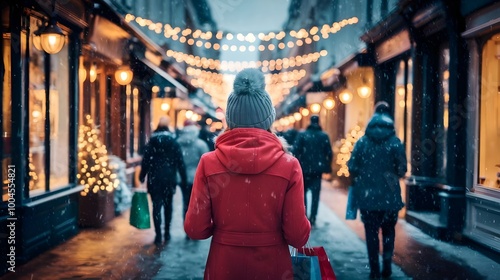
left=125, top=13, right=358, bottom=52
left=166, top=49, right=327, bottom=72
left=186, top=68, right=307, bottom=108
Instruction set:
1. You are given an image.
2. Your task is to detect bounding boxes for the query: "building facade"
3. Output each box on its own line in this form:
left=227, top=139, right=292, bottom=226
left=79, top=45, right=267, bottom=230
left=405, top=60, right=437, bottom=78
left=276, top=0, right=499, bottom=255
left=360, top=0, right=499, bottom=253
left=0, top=0, right=216, bottom=275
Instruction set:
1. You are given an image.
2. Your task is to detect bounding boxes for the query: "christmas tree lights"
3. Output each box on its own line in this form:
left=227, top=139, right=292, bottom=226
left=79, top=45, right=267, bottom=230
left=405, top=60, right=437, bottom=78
left=335, top=125, right=364, bottom=178
left=78, top=115, right=118, bottom=196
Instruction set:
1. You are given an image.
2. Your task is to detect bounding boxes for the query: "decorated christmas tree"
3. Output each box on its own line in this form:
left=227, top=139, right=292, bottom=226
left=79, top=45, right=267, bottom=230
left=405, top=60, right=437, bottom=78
left=334, top=125, right=364, bottom=180
left=78, top=115, right=118, bottom=196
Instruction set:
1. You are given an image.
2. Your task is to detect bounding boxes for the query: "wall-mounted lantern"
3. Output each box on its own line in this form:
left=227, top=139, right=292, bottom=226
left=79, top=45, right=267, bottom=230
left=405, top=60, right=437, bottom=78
left=115, top=66, right=133, bottom=85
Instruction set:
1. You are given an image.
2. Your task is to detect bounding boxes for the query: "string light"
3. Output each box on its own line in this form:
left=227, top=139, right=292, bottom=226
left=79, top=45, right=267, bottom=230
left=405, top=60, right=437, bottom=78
left=125, top=14, right=358, bottom=52
left=335, top=125, right=363, bottom=177
left=167, top=49, right=326, bottom=72
left=186, top=67, right=307, bottom=107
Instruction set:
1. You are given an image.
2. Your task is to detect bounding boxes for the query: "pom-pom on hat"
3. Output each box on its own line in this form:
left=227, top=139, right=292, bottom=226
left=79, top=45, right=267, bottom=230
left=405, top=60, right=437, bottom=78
left=225, top=68, right=276, bottom=130
left=374, top=101, right=391, bottom=115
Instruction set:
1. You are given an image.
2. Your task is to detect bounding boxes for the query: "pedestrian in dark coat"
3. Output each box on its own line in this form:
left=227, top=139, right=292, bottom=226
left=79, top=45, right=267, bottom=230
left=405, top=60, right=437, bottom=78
left=184, top=68, right=311, bottom=280
left=293, top=115, right=333, bottom=226
left=198, top=122, right=216, bottom=151
left=347, top=101, right=407, bottom=279
left=176, top=120, right=209, bottom=224
left=139, top=116, right=187, bottom=245
left=283, top=128, right=299, bottom=152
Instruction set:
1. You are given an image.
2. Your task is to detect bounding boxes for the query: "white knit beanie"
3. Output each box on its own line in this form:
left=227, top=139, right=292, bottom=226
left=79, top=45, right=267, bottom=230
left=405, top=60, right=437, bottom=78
left=225, top=68, right=276, bottom=130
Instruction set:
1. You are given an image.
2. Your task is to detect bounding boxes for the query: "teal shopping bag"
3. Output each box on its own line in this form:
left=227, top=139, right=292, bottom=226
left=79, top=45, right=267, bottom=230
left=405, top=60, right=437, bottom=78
left=291, top=254, right=321, bottom=280
left=345, top=186, right=358, bottom=220
left=129, top=190, right=151, bottom=229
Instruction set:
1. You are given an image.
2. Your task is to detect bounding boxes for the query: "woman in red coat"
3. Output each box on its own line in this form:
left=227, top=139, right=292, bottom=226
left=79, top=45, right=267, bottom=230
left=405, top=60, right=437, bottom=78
left=184, top=68, right=311, bottom=280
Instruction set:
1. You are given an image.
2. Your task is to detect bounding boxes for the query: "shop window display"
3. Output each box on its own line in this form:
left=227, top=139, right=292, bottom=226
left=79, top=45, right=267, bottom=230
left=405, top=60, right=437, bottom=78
left=478, top=34, right=500, bottom=189
left=28, top=16, right=69, bottom=195
left=436, top=46, right=450, bottom=179
left=126, top=86, right=140, bottom=159
left=394, top=58, right=413, bottom=175
left=2, top=32, right=12, bottom=201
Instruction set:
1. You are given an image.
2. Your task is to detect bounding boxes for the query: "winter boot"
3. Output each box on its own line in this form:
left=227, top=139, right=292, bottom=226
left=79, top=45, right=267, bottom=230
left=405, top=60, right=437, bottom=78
left=368, top=257, right=380, bottom=279
left=381, top=257, right=392, bottom=278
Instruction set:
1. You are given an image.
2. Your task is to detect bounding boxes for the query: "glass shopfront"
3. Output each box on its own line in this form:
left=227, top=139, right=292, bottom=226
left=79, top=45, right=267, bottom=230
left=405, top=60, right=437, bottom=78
left=437, top=45, right=450, bottom=179
left=126, top=86, right=141, bottom=159
left=394, top=57, right=413, bottom=174
left=28, top=16, right=70, bottom=195
left=478, top=33, right=500, bottom=190
left=1, top=23, right=11, bottom=202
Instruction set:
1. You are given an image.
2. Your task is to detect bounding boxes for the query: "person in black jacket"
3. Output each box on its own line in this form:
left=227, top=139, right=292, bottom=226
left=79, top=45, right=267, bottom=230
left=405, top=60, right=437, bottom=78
left=347, top=101, right=407, bottom=279
left=140, top=116, right=187, bottom=245
left=293, top=115, right=333, bottom=226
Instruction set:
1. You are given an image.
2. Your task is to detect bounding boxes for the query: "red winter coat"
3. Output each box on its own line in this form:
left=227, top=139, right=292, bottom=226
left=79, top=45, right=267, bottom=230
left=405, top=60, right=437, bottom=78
left=184, top=128, right=311, bottom=280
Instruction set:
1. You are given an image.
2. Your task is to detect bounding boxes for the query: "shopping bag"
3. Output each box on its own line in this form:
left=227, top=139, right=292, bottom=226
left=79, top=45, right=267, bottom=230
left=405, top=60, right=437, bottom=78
left=345, top=186, right=358, bottom=220
left=129, top=190, right=151, bottom=229
left=291, top=254, right=321, bottom=280
left=298, top=247, right=337, bottom=280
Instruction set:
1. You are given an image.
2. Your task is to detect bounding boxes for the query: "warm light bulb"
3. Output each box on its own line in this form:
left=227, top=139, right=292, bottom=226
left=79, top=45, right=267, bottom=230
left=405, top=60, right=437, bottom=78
left=115, top=66, right=133, bottom=85
left=357, top=85, right=371, bottom=98
left=301, top=108, right=310, bottom=117
left=323, top=98, right=335, bottom=110
left=89, top=63, right=97, bottom=83
left=339, top=90, right=353, bottom=104
left=310, top=103, right=321, bottom=113
left=161, top=102, right=170, bottom=111
left=293, top=112, right=302, bottom=121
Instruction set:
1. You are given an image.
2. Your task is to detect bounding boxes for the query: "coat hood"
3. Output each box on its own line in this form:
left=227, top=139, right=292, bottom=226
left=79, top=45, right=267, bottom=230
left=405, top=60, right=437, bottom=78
left=215, top=128, right=285, bottom=174
left=149, top=130, right=175, bottom=147
left=365, top=113, right=395, bottom=142
left=177, top=125, right=200, bottom=145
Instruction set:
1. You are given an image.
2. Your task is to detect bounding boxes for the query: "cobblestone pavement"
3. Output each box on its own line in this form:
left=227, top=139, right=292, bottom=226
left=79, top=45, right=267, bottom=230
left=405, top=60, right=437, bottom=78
left=2, top=181, right=498, bottom=280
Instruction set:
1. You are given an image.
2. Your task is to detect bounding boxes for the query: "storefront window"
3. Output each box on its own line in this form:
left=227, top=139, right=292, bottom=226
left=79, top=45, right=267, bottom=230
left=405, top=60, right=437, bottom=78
left=394, top=58, right=413, bottom=174
left=126, top=86, right=140, bottom=159
left=49, top=33, right=69, bottom=189
left=28, top=16, right=69, bottom=195
left=28, top=17, right=46, bottom=192
left=2, top=30, right=12, bottom=202
left=436, top=46, right=450, bottom=179
left=478, top=34, right=500, bottom=189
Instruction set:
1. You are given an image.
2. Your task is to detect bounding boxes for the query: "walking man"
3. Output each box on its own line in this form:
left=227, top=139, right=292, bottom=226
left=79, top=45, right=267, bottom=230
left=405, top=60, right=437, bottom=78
left=347, top=101, right=407, bottom=279
left=139, top=116, right=187, bottom=245
left=293, top=115, right=333, bottom=226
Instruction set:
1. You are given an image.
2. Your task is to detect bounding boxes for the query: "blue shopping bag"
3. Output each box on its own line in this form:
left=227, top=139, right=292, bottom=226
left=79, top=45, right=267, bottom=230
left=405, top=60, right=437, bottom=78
left=291, top=254, right=321, bottom=280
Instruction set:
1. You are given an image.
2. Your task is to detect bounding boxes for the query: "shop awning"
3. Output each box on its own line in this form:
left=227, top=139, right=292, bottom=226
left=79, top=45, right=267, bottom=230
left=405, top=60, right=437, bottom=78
left=275, top=93, right=306, bottom=118
left=138, top=57, right=188, bottom=99
left=188, top=89, right=220, bottom=120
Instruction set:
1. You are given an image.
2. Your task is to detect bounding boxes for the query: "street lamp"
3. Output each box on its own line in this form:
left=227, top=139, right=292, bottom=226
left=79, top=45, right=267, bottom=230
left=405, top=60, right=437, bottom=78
left=115, top=66, right=133, bottom=85
left=89, top=62, right=97, bottom=83
left=33, top=18, right=66, bottom=54
left=79, top=58, right=87, bottom=83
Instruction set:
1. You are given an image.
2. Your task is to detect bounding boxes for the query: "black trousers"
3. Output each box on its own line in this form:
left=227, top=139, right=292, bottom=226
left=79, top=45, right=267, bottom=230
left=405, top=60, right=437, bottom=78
left=360, top=210, right=398, bottom=275
left=180, top=183, right=193, bottom=220
left=303, top=173, right=322, bottom=221
left=151, top=191, right=175, bottom=239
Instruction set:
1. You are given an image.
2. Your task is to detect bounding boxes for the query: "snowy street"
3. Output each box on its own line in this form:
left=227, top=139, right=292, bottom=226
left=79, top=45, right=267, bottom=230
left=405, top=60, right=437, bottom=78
left=2, top=181, right=497, bottom=280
